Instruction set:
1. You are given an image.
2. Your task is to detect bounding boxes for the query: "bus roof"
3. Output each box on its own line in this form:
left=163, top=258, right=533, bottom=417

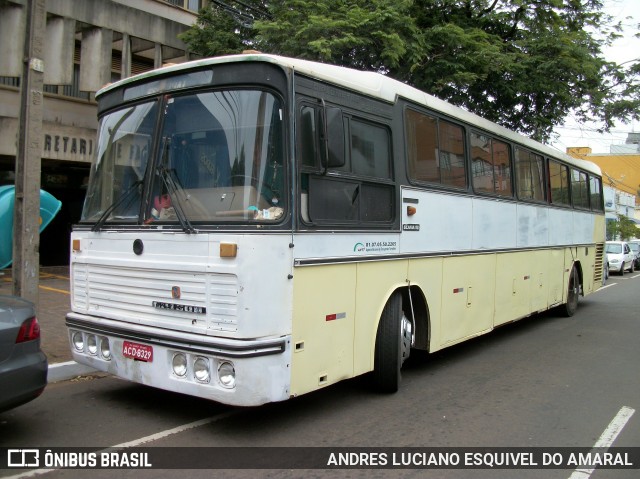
left=98, top=53, right=601, bottom=177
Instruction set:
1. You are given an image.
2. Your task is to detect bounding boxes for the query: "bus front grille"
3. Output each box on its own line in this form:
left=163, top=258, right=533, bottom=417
left=72, top=263, right=238, bottom=333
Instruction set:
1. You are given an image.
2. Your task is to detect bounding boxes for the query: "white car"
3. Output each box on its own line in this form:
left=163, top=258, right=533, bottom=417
left=605, top=241, right=635, bottom=275
left=628, top=240, right=640, bottom=270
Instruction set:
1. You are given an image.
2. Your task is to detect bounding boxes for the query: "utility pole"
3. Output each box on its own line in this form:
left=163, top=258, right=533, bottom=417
left=13, top=0, right=46, bottom=303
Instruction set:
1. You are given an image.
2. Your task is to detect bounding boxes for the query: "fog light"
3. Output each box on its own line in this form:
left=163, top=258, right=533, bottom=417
left=72, top=331, right=84, bottom=351
left=172, top=353, right=188, bottom=377
left=100, top=338, right=111, bottom=360
left=87, top=335, right=98, bottom=355
left=194, top=357, right=210, bottom=383
left=218, top=361, right=236, bottom=389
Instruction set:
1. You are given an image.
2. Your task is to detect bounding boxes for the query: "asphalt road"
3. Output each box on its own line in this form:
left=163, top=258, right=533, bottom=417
left=1, top=272, right=638, bottom=479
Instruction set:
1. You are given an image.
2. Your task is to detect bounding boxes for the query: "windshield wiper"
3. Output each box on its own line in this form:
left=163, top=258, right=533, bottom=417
left=156, top=166, right=197, bottom=234
left=92, top=180, right=143, bottom=232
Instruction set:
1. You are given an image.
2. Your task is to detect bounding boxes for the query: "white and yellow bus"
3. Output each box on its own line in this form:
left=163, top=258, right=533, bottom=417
left=66, top=54, right=606, bottom=406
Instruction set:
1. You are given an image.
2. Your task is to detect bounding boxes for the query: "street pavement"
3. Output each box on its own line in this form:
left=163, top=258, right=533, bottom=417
left=0, top=266, right=95, bottom=382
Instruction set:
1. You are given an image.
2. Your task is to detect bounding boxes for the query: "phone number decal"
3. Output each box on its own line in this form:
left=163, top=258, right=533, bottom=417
left=353, top=241, right=398, bottom=254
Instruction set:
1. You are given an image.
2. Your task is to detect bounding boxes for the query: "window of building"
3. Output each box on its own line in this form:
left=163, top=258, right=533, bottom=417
left=405, top=109, right=467, bottom=189
left=163, top=0, right=205, bottom=12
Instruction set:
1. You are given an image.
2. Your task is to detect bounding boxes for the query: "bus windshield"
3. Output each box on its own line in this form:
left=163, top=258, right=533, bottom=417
left=82, top=89, right=286, bottom=226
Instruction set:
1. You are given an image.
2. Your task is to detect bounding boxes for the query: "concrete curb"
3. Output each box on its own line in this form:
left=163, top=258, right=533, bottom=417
left=48, top=361, right=98, bottom=383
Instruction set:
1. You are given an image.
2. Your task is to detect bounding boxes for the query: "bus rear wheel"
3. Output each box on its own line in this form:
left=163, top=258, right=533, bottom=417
left=372, top=292, right=412, bottom=393
left=561, top=265, right=580, bottom=317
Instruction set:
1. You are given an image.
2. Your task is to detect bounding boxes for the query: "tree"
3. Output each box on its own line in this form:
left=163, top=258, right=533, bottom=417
left=616, top=214, right=639, bottom=241
left=179, top=2, right=260, bottom=56
left=180, top=0, right=640, bottom=142
left=401, top=0, right=640, bottom=141
left=255, top=0, right=420, bottom=72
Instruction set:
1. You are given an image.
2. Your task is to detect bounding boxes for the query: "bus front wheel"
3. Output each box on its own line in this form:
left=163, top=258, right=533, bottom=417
left=372, top=292, right=412, bottom=393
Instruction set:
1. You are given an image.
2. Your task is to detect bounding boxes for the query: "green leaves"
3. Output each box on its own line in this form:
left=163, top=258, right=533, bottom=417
left=179, top=3, right=257, bottom=55
left=180, top=0, right=640, bottom=142
left=608, top=214, right=639, bottom=241
left=258, top=0, right=418, bottom=70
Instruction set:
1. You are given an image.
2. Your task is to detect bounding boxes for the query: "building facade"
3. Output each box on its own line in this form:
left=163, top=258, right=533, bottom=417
left=0, top=0, right=206, bottom=265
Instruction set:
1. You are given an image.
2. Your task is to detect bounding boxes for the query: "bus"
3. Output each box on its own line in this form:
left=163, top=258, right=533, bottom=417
left=66, top=53, right=606, bottom=406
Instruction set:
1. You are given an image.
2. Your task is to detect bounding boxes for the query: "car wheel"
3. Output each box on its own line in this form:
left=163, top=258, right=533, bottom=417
left=372, top=292, right=411, bottom=393
left=631, top=261, right=635, bottom=273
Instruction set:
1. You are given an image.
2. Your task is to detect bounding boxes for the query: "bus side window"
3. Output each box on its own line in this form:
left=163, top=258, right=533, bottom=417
left=308, top=176, right=359, bottom=222
left=471, top=132, right=512, bottom=197
left=405, top=108, right=467, bottom=189
left=571, top=169, right=589, bottom=209
left=589, top=175, right=603, bottom=211
left=300, top=105, right=320, bottom=169
left=548, top=159, right=570, bottom=206
left=298, top=98, right=393, bottom=226
left=299, top=104, right=320, bottom=222
left=515, top=147, right=545, bottom=202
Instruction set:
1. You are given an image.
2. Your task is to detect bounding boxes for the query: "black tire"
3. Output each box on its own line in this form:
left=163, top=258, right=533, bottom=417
left=372, top=292, right=404, bottom=393
left=561, top=265, right=580, bottom=317
left=631, top=261, right=635, bottom=273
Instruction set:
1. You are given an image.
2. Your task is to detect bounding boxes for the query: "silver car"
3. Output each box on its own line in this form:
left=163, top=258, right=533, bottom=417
left=0, top=295, right=48, bottom=412
left=628, top=240, right=640, bottom=269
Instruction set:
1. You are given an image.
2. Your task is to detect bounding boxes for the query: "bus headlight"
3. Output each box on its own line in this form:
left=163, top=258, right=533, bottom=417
left=194, top=357, right=210, bottom=383
left=172, top=353, right=188, bottom=377
left=87, top=335, right=98, bottom=355
left=218, top=361, right=236, bottom=389
left=72, top=331, right=84, bottom=351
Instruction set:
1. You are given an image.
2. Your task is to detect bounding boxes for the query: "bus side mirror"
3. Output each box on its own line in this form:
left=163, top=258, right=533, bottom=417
left=321, top=106, right=345, bottom=170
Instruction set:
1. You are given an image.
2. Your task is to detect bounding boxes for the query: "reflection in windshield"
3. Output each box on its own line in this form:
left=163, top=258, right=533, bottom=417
left=148, top=90, right=285, bottom=224
left=81, top=89, right=285, bottom=226
left=82, top=101, right=158, bottom=222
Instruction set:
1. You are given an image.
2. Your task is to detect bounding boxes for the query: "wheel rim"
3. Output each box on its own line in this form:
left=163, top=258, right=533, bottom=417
left=400, top=313, right=413, bottom=364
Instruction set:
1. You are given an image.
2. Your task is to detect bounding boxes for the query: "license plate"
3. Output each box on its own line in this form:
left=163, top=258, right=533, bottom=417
left=122, top=341, right=153, bottom=362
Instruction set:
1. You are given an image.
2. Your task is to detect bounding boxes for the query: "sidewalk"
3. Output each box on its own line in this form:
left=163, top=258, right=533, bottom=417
left=1, top=266, right=96, bottom=382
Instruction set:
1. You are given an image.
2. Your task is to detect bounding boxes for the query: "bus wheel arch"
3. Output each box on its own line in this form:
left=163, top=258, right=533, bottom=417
left=372, top=286, right=430, bottom=393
